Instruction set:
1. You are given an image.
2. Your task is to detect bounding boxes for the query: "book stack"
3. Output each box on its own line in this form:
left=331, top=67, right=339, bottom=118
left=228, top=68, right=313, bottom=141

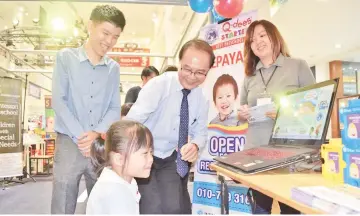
left=291, top=185, right=360, bottom=214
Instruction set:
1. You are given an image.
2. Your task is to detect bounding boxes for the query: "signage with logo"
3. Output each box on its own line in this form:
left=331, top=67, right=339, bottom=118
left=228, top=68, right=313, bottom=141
left=203, top=11, right=255, bottom=50
left=110, top=47, right=150, bottom=68
left=0, top=78, right=22, bottom=178
left=193, top=10, right=257, bottom=215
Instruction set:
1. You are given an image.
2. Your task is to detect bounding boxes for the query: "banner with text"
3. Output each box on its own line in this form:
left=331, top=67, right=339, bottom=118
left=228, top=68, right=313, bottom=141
left=192, top=10, right=257, bottom=215
left=0, top=77, right=22, bottom=178
left=110, top=47, right=150, bottom=67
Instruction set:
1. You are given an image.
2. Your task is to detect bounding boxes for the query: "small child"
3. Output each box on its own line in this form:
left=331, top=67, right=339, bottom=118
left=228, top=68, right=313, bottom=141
left=86, top=120, right=154, bottom=215
left=210, top=74, right=242, bottom=126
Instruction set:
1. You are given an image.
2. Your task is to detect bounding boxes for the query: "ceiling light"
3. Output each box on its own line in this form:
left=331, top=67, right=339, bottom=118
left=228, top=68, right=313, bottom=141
left=19, top=7, right=24, bottom=12
left=33, top=18, right=39, bottom=24
left=144, top=38, right=151, bottom=44
left=152, top=17, right=159, bottom=23
left=25, top=12, right=28, bottom=16
left=152, top=13, right=159, bottom=23
left=132, top=32, right=135, bottom=35
left=52, top=17, right=65, bottom=31
left=335, top=44, right=341, bottom=49
left=12, top=19, right=19, bottom=26
left=73, top=28, right=79, bottom=37
left=4, top=26, right=8, bottom=29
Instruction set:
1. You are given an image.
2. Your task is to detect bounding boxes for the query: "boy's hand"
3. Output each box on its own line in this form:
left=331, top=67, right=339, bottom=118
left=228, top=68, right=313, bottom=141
left=77, top=131, right=100, bottom=157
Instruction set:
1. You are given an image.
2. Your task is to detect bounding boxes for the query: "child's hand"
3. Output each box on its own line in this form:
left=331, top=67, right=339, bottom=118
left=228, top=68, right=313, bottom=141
left=265, top=111, right=277, bottom=120
left=237, top=105, right=250, bottom=121
left=180, top=143, right=198, bottom=163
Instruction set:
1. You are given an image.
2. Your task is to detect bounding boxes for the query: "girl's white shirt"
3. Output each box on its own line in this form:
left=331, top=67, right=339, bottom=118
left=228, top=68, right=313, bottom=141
left=86, top=167, right=141, bottom=215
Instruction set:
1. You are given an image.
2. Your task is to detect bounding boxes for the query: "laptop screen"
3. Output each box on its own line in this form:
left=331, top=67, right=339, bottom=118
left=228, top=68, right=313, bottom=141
left=271, top=79, right=338, bottom=146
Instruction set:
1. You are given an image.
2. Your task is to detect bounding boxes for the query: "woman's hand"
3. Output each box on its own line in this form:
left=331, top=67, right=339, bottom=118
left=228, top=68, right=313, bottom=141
left=265, top=111, right=277, bottom=120
left=237, top=105, right=251, bottom=121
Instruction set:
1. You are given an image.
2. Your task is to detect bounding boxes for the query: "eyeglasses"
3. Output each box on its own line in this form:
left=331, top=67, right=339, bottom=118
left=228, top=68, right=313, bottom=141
left=181, top=66, right=207, bottom=78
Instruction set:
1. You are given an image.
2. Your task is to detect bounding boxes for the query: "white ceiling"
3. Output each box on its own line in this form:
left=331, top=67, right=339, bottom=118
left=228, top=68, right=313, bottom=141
left=0, top=1, right=193, bottom=53
left=0, top=0, right=359, bottom=67
left=0, top=0, right=359, bottom=93
left=271, top=0, right=360, bottom=65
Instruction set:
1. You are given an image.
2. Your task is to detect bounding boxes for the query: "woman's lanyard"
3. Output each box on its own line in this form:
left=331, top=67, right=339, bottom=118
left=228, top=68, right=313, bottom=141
left=259, top=66, right=278, bottom=93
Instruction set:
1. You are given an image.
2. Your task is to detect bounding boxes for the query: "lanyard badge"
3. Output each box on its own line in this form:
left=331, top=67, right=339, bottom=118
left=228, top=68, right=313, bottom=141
left=256, top=66, right=278, bottom=106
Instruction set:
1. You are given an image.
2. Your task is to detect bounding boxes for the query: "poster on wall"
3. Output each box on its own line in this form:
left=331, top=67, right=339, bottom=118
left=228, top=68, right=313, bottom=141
left=192, top=10, right=257, bottom=215
left=28, top=82, right=41, bottom=99
left=45, top=95, right=55, bottom=133
left=0, top=77, right=23, bottom=178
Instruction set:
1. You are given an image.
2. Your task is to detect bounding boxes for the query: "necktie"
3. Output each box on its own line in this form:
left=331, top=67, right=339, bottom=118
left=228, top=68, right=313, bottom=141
left=177, top=89, right=191, bottom=178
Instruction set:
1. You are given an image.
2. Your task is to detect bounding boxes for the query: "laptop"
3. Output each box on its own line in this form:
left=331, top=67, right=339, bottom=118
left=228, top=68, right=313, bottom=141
left=214, top=78, right=339, bottom=174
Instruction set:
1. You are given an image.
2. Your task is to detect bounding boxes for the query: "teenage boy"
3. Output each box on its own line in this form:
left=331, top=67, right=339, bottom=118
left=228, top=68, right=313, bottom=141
left=51, top=5, right=126, bottom=214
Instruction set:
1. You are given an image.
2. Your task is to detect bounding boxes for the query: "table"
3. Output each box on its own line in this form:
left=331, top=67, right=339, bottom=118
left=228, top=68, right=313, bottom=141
left=29, top=155, right=54, bottom=176
left=210, top=162, right=342, bottom=214
left=23, top=133, right=47, bottom=177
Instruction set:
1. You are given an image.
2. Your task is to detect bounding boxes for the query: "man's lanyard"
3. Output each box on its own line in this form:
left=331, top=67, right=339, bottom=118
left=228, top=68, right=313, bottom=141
left=259, top=66, right=278, bottom=93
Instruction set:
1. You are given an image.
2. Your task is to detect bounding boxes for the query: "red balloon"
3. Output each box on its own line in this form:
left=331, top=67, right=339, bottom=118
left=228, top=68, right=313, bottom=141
left=214, top=0, right=244, bottom=18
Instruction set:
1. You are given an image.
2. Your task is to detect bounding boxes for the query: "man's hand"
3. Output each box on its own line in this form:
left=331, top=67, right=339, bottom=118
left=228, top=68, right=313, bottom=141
left=180, top=143, right=199, bottom=163
left=77, top=131, right=100, bottom=157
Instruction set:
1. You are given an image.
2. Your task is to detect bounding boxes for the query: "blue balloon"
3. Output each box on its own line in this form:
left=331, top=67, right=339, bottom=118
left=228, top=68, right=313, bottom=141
left=210, top=7, right=225, bottom=24
left=188, top=0, right=213, bottom=13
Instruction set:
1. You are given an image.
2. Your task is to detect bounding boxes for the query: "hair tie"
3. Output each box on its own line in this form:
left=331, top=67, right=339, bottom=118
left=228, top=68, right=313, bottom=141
left=101, top=133, right=106, bottom=140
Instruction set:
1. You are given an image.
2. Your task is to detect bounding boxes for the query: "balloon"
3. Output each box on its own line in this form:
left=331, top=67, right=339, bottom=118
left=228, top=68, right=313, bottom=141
left=209, top=7, right=225, bottom=24
left=188, top=0, right=213, bottom=13
left=214, top=0, right=244, bottom=18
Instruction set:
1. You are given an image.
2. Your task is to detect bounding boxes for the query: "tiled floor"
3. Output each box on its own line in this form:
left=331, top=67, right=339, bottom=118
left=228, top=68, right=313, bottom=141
left=0, top=175, right=195, bottom=214
left=3, top=173, right=281, bottom=214
left=0, top=176, right=86, bottom=214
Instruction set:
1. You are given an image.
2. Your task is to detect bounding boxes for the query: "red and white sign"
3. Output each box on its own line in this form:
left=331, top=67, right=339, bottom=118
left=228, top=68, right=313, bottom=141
left=110, top=47, right=150, bottom=67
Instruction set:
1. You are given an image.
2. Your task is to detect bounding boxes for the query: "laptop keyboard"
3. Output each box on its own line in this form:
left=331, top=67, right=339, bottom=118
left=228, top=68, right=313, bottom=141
left=244, top=148, right=296, bottom=160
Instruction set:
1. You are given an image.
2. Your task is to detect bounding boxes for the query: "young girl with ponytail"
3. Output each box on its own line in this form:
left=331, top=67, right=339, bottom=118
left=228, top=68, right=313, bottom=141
left=86, top=120, right=154, bottom=215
